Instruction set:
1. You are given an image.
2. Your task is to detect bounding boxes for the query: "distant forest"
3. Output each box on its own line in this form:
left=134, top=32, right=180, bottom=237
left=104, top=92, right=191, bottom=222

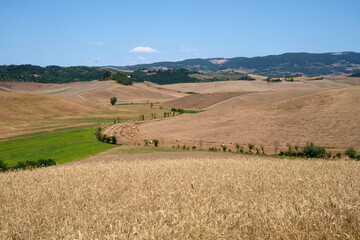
left=0, top=65, right=109, bottom=83
left=116, top=52, right=360, bottom=77
left=130, top=69, right=198, bottom=85
left=348, top=72, right=360, bottom=77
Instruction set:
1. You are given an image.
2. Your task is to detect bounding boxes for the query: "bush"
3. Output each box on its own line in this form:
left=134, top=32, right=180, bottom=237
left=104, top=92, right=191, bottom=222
left=105, top=137, right=111, bottom=144
left=302, top=142, right=327, bottom=158
left=344, top=147, right=356, bottom=159
left=248, top=143, right=255, bottom=153
left=239, top=146, right=244, bottom=153
left=355, top=154, right=360, bottom=161
left=111, top=136, right=117, bottom=144
left=0, top=160, right=8, bottom=172
left=37, top=159, right=56, bottom=167
left=234, top=143, right=240, bottom=152
left=153, top=139, right=159, bottom=147
left=15, top=161, right=27, bottom=170
left=260, top=144, right=265, bottom=154
left=336, top=152, right=342, bottom=158
left=209, top=147, right=217, bottom=152
left=222, top=145, right=227, bottom=152
left=95, top=127, right=103, bottom=141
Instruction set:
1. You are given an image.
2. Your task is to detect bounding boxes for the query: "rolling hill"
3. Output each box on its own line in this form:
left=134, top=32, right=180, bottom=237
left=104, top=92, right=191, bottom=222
left=139, top=87, right=360, bottom=148
left=116, top=52, right=360, bottom=77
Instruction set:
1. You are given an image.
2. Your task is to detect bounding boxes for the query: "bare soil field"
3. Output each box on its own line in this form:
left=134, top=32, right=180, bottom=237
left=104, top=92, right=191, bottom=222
left=1, top=151, right=359, bottom=239
left=0, top=81, right=185, bottom=103
left=162, top=92, right=251, bottom=109
left=139, top=87, right=360, bottom=148
left=158, top=79, right=349, bottom=93
left=81, top=82, right=186, bottom=103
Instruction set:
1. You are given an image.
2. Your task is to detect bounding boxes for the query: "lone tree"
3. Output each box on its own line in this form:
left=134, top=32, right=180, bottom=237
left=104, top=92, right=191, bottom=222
left=153, top=139, right=159, bottom=147
left=110, top=97, right=117, bottom=105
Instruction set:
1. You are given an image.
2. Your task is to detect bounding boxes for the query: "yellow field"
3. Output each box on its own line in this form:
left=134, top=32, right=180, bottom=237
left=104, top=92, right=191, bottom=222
left=1, top=152, right=359, bottom=239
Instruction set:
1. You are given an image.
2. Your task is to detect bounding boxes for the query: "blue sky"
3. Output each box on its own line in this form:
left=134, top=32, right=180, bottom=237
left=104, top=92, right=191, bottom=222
left=1, top=0, right=359, bottom=66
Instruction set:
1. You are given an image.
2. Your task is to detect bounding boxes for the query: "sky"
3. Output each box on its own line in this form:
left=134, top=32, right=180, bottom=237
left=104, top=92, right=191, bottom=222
left=0, top=0, right=359, bottom=67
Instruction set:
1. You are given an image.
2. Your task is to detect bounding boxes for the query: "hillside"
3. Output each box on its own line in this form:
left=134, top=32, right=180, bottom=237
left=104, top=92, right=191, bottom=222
left=117, top=52, right=360, bottom=77
left=0, top=65, right=109, bottom=83
left=0, top=93, right=117, bottom=139
left=139, top=87, right=360, bottom=148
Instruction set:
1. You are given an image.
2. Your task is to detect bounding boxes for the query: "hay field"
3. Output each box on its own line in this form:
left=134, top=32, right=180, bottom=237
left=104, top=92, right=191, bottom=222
left=0, top=152, right=359, bottom=239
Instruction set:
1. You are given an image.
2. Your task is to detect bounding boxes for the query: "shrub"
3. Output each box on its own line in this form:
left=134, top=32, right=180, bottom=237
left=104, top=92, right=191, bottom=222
left=15, top=161, right=27, bottom=170
left=239, top=146, right=244, bottom=153
left=95, top=127, right=103, bottom=141
left=260, top=144, right=265, bottom=154
left=105, top=137, right=111, bottom=144
left=153, top=139, right=159, bottom=147
left=336, top=152, right=342, bottom=158
left=344, top=147, right=356, bottom=159
left=0, top=160, right=8, bottom=172
left=26, top=160, right=38, bottom=168
left=209, top=147, right=217, bottom=152
left=111, top=136, right=117, bottom=144
left=234, top=143, right=240, bottom=152
left=248, top=143, right=255, bottom=153
left=222, top=145, right=227, bottom=152
left=302, top=142, right=326, bottom=158
left=37, top=159, right=56, bottom=167
left=355, top=155, right=360, bottom=161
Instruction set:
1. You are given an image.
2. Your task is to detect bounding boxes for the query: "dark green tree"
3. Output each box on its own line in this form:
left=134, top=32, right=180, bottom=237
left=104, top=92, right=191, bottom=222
left=110, top=97, right=117, bottom=105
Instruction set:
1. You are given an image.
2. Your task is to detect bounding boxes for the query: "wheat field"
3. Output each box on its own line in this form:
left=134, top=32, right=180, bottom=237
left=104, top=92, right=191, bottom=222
left=0, top=153, right=359, bottom=239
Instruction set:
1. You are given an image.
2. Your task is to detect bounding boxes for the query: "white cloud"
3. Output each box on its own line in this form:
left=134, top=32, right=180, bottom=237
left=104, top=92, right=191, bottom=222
left=137, top=56, right=146, bottom=60
left=130, top=46, right=160, bottom=53
left=179, top=46, right=197, bottom=52
left=88, top=41, right=103, bottom=45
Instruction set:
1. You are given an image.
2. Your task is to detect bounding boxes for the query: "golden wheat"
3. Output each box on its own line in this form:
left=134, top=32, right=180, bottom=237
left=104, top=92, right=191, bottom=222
left=0, top=154, right=359, bottom=239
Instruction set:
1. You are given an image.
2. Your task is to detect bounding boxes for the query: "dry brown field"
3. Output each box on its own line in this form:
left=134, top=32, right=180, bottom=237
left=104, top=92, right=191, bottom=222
left=139, top=87, right=360, bottom=148
left=0, top=92, right=171, bottom=140
left=0, top=150, right=359, bottom=239
left=158, top=79, right=349, bottom=94
left=162, top=92, right=251, bottom=109
left=0, top=81, right=185, bottom=103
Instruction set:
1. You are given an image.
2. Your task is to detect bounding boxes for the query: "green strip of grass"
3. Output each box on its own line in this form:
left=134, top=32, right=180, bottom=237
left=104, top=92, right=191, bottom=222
left=183, top=109, right=205, bottom=114
left=0, top=129, right=116, bottom=167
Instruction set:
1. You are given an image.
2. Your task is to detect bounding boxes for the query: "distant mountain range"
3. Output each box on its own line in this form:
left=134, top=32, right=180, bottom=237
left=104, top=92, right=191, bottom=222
left=115, top=52, right=360, bottom=77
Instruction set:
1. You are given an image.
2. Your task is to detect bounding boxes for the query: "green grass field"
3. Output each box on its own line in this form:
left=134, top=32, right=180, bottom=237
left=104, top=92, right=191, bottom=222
left=0, top=128, right=116, bottom=167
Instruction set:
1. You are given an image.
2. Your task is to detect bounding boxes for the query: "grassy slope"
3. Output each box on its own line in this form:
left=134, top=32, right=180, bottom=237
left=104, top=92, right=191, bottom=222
left=0, top=129, right=116, bottom=167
